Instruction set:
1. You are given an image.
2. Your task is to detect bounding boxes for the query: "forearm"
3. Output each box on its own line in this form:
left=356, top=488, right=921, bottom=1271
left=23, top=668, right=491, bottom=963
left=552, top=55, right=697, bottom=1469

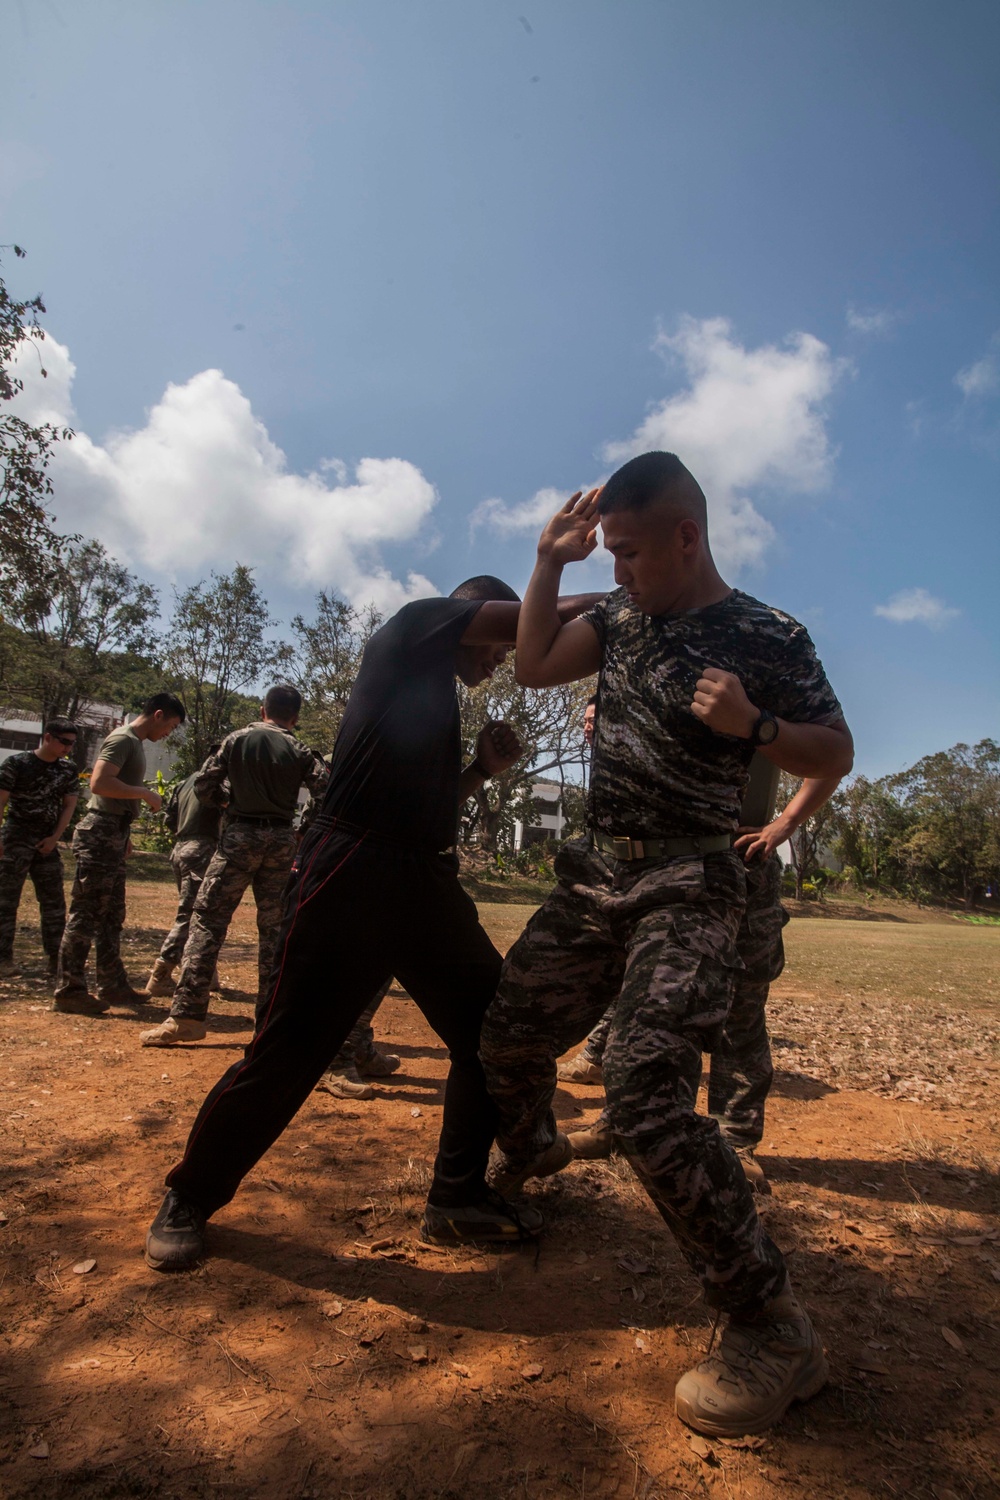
left=759, top=722, right=854, bottom=779
left=458, top=763, right=488, bottom=804
left=777, top=775, right=842, bottom=832
left=52, top=797, right=78, bottom=839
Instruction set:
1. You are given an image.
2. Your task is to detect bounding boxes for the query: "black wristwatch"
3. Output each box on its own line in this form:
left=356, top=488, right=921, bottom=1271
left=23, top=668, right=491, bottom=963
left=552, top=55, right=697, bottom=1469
left=749, top=709, right=779, bottom=747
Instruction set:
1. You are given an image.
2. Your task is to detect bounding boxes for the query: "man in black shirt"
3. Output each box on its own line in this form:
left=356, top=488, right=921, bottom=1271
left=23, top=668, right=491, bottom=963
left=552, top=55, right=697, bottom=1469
left=145, top=577, right=600, bottom=1269
left=0, top=719, right=80, bottom=977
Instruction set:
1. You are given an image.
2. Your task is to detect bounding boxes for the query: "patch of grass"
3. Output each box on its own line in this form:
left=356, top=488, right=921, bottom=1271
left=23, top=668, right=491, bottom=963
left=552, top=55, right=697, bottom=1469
left=956, top=912, right=1000, bottom=927
left=460, top=869, right=555, bottom=906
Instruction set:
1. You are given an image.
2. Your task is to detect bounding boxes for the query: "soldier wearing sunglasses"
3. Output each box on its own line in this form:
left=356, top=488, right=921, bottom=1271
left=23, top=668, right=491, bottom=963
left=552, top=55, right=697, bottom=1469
left=0, top=720, right=81, bottom=978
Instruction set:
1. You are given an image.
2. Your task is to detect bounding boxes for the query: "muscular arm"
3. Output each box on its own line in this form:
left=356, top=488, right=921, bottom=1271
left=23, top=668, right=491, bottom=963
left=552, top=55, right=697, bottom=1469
left=459, top=592, right=606, bottom=649
left=193, top=743, right=231, bottom=811
left=90, top=759, right=158, bottom=808
left=735, top=775, right=842, bottom=861
left=692, top=670, right=855, bottom=779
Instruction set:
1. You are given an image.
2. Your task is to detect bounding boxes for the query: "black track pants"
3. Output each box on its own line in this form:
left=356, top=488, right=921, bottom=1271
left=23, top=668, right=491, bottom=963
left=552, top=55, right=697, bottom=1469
left=166, top=819, right=502, bottom=1215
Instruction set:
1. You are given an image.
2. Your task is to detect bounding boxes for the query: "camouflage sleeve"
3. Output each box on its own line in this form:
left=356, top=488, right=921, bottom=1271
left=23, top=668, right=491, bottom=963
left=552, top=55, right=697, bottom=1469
left=0, top=758, right=18, bottom=795
left=581, top=594, right=610, bottom=649
left=193, top=738, right=232, bottom=810
left=767, top=625, right=843, bottom=726
left=296, top=749, right=329, bottom=836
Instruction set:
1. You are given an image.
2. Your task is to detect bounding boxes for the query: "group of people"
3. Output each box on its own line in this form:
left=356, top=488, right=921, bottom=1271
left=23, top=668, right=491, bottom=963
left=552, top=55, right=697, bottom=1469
left=0, top=451, right=853, bottom=1440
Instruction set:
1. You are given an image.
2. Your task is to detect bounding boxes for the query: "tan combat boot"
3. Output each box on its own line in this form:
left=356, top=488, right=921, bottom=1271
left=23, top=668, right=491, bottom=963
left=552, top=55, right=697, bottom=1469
left=489, top=1132, right=575, bottom=1197
left=315, top=1064, right=375, bottom=1100
left=675, top=1282, right=828, bottom=1437
left=139, top=1016, right=207, bottom=1047
left=145, top=959, right=176, bottom=998
left=556, top=1051, right=604, bottom=1084
left=567, top=1119, right=613, bottom=1159
left=734, top=1146, right=772, bottom=1195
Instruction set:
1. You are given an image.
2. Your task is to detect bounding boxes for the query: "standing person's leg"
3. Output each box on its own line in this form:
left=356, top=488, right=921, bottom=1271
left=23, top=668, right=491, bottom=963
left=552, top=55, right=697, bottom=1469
left=28, top=844, right=69, bottom=975
left=481, top=842, right=626, bottom=1194
left=597, top=853, right=821, bottom=1436
left=146, top=827, right=402, bottom=1266
left=0, top=837, right=35, bottom=971
left=557, top=1004, right=613, bottom=1083
left=92, top=829, right=133, bottom=1001
left=707, top=854, right=785, bottom=1192
left=317, top=979, right=392, bottom=1101
left=249, top=825, right=297, bottom=1009
left=148, top=838, right=214, bottom=994
left=141, top=824, right=257, bottom=1044
left=53, top=814, right=124, bottom=1014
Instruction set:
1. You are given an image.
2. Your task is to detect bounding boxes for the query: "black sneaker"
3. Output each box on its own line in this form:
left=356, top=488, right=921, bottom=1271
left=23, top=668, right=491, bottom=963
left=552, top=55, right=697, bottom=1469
left=421, top=1188, right=544, bottom=1246
left=145, top=1190, right=207, bottom=1271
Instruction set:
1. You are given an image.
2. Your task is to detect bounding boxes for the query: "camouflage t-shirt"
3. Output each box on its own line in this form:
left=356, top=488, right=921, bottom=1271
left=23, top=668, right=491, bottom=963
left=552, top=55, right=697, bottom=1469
left=0, top=752, right=80, bottom=837
left=584, top=587, right=843, bottom=839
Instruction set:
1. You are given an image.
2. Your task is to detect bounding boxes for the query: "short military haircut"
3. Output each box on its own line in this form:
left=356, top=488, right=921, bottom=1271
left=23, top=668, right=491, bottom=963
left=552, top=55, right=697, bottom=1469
left=449, top=575, right=521, bottom=603
left=141, top=692, right=186, bottom=723
left=263, top=684, right=302, bottom=720
left=598, top=451, right=707, bottom=524
left=43, top=717, right=78, bottom=739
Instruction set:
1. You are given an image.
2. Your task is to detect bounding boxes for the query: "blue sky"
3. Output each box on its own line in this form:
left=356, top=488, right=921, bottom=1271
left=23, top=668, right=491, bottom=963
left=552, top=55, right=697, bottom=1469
left=3, top=0, right=998, bottom=777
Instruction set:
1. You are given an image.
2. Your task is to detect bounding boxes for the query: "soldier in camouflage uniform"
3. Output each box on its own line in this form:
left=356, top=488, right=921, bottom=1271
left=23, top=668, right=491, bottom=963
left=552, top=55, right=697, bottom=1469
left=480, top=455, right=853, bottom=1437
left=53, top=695, right=186, bottom=1016
left=140, top=686, right=328, bottom=1047
left=0, top=719, right=80, bottom=977
left=144, top=763, right=224, bottom=996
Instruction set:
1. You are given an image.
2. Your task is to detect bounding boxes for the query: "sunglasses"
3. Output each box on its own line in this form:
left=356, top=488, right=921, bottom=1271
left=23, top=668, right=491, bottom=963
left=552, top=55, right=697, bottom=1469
left=53, top=735, right=77, bottom=747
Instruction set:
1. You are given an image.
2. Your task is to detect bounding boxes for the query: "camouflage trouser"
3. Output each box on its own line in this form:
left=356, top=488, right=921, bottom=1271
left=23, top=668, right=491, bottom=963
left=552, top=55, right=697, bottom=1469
left=481, top=838, right=786, bottom=1315
left=328, top=977, right=392, bottom=1071
left=0, top=831, right=67, bottom=964
left=580, top=853, right=787, bottom=1149
left=55, top=812, right=131, bottom=999
left=170, top=818, right=297, bottom=1021
left=159, top=837, right=217, bottom=966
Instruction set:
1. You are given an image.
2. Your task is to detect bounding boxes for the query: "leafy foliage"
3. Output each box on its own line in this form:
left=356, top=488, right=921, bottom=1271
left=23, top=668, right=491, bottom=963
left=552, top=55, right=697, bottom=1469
left=0, top=246, right=74, bottom=612
left=290, top=591, right=382, bottom=753
left=165, top=564, right=291, bottom=773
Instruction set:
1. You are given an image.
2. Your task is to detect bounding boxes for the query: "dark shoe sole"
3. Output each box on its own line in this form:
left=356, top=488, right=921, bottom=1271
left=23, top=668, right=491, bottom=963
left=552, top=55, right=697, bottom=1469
left=419, top=1218, right=542, bottom=1247
left=144, top=1239, right=205, bottom=1272
left=51, top=997, right=110, bottom=1016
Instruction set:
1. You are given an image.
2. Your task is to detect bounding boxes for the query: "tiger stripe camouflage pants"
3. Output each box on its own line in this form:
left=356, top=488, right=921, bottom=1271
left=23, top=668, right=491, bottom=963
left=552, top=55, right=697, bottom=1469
left=480, top=839, right=786, bottom=1316
left=579, top=853, right=787, bottom=1148
left=0, top=832, right=67, bottom=964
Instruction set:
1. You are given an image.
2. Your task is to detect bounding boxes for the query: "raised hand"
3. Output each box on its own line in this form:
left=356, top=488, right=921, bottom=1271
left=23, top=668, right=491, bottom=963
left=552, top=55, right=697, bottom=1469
left=477, top=721, right=523, bottom=777
left=691, top=667, right=758, bottom=739
left=537, top=489, right=601, bottom=567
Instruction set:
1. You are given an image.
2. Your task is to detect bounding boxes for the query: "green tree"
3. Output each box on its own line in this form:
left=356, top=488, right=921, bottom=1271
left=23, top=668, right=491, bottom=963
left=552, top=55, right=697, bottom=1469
left=289, top=591, right=382, bottom=752
left=458, top=658, right=596, bottom=856
left=889, top=740, right=1000, bottom=908
left=776, top=770, right=843, bottom=899
left=166, top=565, right=290, bottom=773
left=0, top=536, right=160, bottom=725
left=0, top=246, right=74, bottom=612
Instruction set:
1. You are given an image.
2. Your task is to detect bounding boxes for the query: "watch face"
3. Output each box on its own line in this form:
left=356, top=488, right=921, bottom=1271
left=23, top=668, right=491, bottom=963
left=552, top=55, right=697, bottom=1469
left=758, top=714, right=779, bottom=745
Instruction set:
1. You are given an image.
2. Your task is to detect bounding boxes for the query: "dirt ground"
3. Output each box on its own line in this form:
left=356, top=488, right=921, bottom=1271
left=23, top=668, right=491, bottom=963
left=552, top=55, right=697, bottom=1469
left=1, top=869, right=998, bottom=1500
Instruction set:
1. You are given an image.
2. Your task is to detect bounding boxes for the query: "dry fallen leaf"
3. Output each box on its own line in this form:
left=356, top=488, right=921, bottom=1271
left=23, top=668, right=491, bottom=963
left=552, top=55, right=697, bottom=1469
left=451, top=1362, right=471, bottom=1377
left=634, top=1335, right=651, bottom=1354
left=520, top=1363, right=543, bottom=1381
left=687, top=1434, right=715, bottom=1463
left=617, top=1255, right=653, bottom=1275
left=323, top=1301, right=344, bottom=1318
left=28, top=1442, right=49, bottom=1459
left=72, top=1259, right=96, bottom=1276
left=718, top=1435, right=765, bottom=1451
left=411, top=1108, right=422, bottom=1118
left=408, top=1345, right=428, bottom=1364
left=940, top=1326, right=965, bottom=1352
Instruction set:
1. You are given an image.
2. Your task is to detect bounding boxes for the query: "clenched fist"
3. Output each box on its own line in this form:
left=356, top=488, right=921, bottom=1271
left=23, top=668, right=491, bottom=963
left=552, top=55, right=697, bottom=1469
left=477, top=721, right=523, bottom=777
left=691, top=667, right=758, bottom=739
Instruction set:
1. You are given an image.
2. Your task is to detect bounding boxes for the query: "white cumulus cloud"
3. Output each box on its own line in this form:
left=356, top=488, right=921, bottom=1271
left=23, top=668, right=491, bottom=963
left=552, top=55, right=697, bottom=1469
left=955, top=349, right=1000, bottom=399
left=474, top=316, right=846, bottom=574
left=11, top=334, right=439, bottom=612
left=846, top=305, right=898, bottom=336
left=874, top=588, right=959, bottom=629
left=602, top=316, right=846, bottom=570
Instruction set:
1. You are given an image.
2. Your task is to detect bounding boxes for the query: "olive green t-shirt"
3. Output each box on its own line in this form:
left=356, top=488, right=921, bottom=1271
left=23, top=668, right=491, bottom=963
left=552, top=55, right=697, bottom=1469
left=88, top=724, right=147, bottom=821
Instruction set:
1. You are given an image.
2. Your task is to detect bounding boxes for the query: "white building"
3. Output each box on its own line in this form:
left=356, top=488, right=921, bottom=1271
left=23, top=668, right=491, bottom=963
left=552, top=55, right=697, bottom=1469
left=513, top=778, right=567, bottom=851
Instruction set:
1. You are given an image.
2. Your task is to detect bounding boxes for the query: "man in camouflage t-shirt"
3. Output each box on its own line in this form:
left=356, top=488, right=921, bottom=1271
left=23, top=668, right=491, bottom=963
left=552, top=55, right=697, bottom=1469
left=480, top=452, right=854, bottom=1439
left=0, top=719, right=80, bottom=975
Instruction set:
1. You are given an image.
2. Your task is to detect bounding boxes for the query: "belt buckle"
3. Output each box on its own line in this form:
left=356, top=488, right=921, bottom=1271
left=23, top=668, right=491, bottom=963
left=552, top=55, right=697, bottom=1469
left=612, top=836, right=643, bottom=860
